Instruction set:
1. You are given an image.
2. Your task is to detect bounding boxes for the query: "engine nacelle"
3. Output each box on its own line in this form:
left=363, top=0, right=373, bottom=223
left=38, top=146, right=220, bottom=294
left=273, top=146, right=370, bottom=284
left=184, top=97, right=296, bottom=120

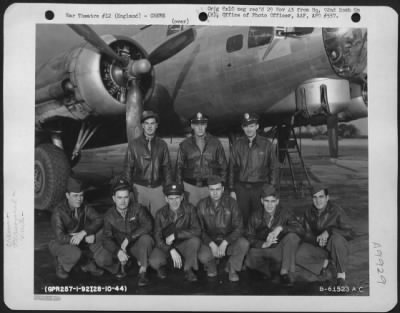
left=296, top=78, right=351, bottom=117
left=337, top=82, right=368, bottom=121
left=35, top=35, right=154, bottom=122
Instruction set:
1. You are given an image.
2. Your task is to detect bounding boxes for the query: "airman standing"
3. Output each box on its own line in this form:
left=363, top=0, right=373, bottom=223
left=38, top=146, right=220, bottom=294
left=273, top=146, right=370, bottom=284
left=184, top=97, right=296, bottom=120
left=176, top=112, right=227, bottom=206
left=228, top=113, right=278, bottom=225
left=122, top=110, right=172, bottom=217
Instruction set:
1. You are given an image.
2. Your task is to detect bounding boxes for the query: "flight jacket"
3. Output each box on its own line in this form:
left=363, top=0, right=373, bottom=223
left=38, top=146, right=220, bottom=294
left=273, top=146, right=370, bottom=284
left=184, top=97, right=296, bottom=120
left=102, top=202, right=153, bottom=253
left=51, top=200, right=103, bottom=245
left=246, top=205, right=304, bottom=248
left=302, top=201, right=353, bottom=243
left=228, top=134, right=279, bottom=191
left=122, top=135, right=172, bottom=188
left=154, top=201, right=201, bottom=253
left=196, top=194, right=243, bottom=245
left=175, top=134, right=228, bottom=186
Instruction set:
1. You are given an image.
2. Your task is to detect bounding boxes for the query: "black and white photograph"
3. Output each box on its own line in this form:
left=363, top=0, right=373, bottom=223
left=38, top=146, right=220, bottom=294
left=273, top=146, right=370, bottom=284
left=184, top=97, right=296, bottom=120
left=3, top=3, right=397, bottom=311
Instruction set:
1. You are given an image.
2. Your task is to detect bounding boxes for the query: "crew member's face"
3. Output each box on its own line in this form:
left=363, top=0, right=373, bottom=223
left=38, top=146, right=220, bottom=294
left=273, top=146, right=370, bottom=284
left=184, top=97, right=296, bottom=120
left=166, top=195, right=183, bottom=211
left=312, top=190, right=329, bottom=211
left=191, top=122, right=207, bottom=137
left=209, top=183, right=224, bottom=202
left=66, top=192, right=84, bottom=209
left=242, top=123, right=259, bottom=138
left=261, top=196, right=279, bottom=214
left=142, top=118, right=158, bottom=137
left=113, top=190, right=130, bottom=210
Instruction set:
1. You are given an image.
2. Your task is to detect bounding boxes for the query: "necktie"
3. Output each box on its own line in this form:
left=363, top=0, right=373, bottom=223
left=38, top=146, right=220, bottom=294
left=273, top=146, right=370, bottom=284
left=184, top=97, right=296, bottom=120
left=268, top=215, right=273, bottom=228
left=74, top=208, right=78, bottom=220
left=147, top=138, right=151, bottom=153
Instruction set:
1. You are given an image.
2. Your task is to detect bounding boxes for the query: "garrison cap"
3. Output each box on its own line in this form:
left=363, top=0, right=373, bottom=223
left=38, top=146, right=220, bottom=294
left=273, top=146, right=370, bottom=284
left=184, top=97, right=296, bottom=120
left=207, top=175, right=223, bottom=186
left=260, top=184, right=279, bottom=198
left=164, top=183, right=184, bottom=196
left=190, top=112, right=208, bottom=124
left=141, top=110, right=159, bottom=123
left=311, top=183, right=328, bottom=196
left=67, top=177, right=84, bottom=193
left=241, top=113, right=259, bottom=126
left=112, top=179, right=132, bottom=193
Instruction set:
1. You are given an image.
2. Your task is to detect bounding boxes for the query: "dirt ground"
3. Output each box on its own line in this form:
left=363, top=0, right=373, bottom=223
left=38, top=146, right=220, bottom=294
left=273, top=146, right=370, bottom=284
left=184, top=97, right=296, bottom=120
left=34, top=138, right=368, bottom=296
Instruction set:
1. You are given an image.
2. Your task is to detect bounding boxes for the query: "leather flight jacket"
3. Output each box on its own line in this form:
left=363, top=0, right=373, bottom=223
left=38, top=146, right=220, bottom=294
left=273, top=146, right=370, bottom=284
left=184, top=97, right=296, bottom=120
left=122, top=135, right=172, bottom=188
left=302, top=201, right=353, bottom=243
left=228, top=134, right=278, bottom=191
left=51, top=200, right=103, bottom=245
left=154, top=201, right=201, bottom=252
left=176, top=134, right=228, bottom=186
left=103, top=202, right=153, bottom=253
left=196, top=194, right=243, bottom=245
left=246, top=205, right=304, bottom=248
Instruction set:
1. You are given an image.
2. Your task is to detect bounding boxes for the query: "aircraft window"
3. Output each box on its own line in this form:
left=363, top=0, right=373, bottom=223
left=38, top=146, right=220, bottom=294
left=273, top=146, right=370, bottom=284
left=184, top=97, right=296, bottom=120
left=248, top=27, right=274, bottom=48
left=167, top=25, right=184, bottom=36
left=293, top=27, right=314, bottom=35
left=226, top=34, right=243, bottom=53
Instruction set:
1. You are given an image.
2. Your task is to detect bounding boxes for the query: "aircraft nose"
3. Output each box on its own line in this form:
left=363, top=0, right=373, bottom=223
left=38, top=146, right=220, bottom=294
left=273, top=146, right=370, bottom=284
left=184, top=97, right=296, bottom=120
left=322, top=28, right=367, bottom=79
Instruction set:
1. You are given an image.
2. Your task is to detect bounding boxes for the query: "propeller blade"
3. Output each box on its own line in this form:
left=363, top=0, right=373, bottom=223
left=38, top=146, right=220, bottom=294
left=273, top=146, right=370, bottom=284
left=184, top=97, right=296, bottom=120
left=126, top=80, right=144, bottom=149
left=68, top=24, right=128, bottom=66
left=327, top=115, right=339, bottom=158
left=148, top=28, right=195, bottom=66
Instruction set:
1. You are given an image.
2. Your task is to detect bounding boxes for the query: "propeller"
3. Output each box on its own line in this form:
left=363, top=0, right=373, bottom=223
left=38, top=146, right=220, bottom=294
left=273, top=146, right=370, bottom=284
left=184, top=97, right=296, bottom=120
left=327, top=114, right=339, bottom=158
left=68, top=24, right=128, bottom=66
left=68, top=24, right=196, bottom=150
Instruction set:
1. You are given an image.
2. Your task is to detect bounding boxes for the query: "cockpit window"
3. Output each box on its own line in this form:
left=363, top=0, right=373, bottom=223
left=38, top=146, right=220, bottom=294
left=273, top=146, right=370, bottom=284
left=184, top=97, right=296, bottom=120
left=226, top=34, right=243, bottom=53
left=248, top=27, right=274, bottom=48
left=167, top=25, right=184, bottom=36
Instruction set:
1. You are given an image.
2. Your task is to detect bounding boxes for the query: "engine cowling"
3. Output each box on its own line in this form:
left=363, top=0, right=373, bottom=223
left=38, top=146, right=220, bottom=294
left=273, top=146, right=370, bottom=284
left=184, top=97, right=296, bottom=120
left=35, top=35, right=154, bottom=121
left=295, top=78, right=351, bottom=117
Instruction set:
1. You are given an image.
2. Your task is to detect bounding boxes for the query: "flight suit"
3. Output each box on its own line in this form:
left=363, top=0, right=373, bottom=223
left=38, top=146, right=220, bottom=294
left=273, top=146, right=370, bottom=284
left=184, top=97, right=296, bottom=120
left=176, top=134, right=227, bottom=206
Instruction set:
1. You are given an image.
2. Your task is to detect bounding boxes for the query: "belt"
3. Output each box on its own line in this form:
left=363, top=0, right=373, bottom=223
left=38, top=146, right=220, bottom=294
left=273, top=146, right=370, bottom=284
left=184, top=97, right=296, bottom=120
left=184, top=178, right=208, bottom=187
left=238, top=181, right=265, bottom=189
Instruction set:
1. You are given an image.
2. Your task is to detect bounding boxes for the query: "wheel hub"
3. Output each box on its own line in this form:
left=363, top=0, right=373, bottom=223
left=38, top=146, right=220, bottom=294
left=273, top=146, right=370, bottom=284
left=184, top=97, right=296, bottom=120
left=34, top=161, right=44, bottom=194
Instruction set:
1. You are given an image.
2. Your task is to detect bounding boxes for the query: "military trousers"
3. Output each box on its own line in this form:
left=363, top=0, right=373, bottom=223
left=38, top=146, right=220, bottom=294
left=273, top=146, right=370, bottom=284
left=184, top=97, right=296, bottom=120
left=48, top=230, right=111, bottom=273
left=296, top=233, right=350, bottom=275
left=149, top=237, right=201, bottom=271
left=98, top=234, right=154, bottom=273
left=134, top=184, right=166, bottom=217
left=235, top=183, right=264, bottom=226
left=183, top=182, right=209, bottom=207
left=198, top=237, right=250, bottom=273
left=245, top=233, right=301, bottom=275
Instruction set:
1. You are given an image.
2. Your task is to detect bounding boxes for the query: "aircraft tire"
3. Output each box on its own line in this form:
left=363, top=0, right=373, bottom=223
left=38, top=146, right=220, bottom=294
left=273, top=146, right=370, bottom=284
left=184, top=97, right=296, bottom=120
left=35, top=144, right=71, bottom=211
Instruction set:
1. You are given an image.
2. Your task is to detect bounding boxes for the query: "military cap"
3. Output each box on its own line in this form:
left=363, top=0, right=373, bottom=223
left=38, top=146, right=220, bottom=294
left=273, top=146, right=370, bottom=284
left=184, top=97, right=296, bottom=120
left=112, top=179, right=132, bottom=193
left=164, top=183, right=184, bottom=196
left=241, top=112, right=259, bottom=126
left=141, top=110, right=159, bottom=123
left=207, top=175, right=223, bottom=186
left=67, top=177, right=84, bottom=193
left=260, top=184, right=279, bottom=198
left=311, top=183, right=328, bottom=196
left=190, top=112, right=208, bottom=124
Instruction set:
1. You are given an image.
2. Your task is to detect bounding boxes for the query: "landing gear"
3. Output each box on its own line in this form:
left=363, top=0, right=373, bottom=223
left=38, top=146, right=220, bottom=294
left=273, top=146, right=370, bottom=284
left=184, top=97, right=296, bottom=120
left=35, top=144, right=71, bottom=211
